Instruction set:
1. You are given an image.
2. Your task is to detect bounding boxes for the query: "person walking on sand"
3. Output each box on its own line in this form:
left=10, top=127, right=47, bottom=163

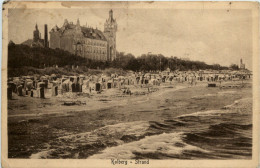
left=129, top=89, right=132, bottom=96
left=193, top=75, right=197, bottom=86
left=219, top=80, right=222, bottom=89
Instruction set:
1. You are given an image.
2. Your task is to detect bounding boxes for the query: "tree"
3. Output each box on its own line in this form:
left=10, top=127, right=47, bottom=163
left=8, top=43, right=230, bottom=73
left=230, top=64, right=239, bottom=70
left=8, top=40, right=15, bottom=47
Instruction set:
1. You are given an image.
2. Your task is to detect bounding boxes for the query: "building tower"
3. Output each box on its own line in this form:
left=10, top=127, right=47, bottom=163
left=240, top=58, right=245, bottom=69
left=44, top=24, right=48, bottom=47
left=104, top=9, right=117, bottom=61
left=33, top=23, right=40, bottom=42
left=74, top=18, right=83, bottom=56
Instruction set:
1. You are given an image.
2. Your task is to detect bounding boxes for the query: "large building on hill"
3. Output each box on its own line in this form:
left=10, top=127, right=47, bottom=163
left=49, top=10, right=117, bottom=61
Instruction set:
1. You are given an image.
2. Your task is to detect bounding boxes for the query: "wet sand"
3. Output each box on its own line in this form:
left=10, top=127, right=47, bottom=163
left=8, top=80, right=252, bottom=158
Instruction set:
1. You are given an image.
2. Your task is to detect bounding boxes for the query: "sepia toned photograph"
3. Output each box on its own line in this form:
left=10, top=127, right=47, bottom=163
left=1, top=1, right=259, bottom=168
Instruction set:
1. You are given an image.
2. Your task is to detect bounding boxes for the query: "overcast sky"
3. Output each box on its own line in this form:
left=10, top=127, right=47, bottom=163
left=8, top=8, right=252, bottom=70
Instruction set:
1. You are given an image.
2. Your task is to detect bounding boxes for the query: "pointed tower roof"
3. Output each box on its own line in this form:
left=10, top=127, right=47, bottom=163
left=108, top=9, right=116, bottom=23
left=109, top=9, right=113, bottom=18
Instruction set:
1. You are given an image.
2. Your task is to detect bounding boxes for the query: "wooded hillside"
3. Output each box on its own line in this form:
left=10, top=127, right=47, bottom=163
left=8, top=42, right=230, bottom=77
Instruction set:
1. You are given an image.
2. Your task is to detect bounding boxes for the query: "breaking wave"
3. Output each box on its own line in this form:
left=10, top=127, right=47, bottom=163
left=30, top=98, right=252, bottom=159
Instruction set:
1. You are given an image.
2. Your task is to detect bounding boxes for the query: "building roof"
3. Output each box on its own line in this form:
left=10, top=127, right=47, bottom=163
left=21, top=39, right=44, bottom=47
left=81, top=27, right=107, bottom=41
left=21, top=39, right=33, bottom=46
left=52, top=23, right=107, bottom=41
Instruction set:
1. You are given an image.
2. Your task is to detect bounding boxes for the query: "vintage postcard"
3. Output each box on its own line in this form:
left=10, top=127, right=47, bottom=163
left=1, top=1, right=259, bottom=168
